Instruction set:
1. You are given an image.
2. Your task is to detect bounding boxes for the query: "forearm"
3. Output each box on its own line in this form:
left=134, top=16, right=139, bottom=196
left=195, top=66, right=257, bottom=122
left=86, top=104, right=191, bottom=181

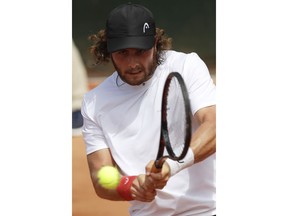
left=191, top=120, right=216, bottom=163
left=87, top=149, right=125, bottom=201
left=87, top=150, right=156, bottom=202
left=91, top=173, right=125, bottom=201
left=165, top=106, right=216, bottom=175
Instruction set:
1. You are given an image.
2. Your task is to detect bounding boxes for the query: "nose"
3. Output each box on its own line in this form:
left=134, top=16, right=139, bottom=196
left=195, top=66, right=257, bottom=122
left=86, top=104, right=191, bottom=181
left=127, top=55, right=139, bottom=69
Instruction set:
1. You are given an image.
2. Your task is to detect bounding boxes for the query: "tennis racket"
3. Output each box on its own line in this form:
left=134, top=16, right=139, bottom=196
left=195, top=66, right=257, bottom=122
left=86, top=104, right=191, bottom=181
left=152, top=72, right=192, bottom=173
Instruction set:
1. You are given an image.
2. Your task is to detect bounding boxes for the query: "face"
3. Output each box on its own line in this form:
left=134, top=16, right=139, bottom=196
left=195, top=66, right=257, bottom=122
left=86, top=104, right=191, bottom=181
left=111, top=46, right=157, bottom=86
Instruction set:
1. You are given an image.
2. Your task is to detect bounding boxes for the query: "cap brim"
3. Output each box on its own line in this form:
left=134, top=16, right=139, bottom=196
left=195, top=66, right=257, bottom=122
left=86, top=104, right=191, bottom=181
left=107, top=36, right=155, bottom=53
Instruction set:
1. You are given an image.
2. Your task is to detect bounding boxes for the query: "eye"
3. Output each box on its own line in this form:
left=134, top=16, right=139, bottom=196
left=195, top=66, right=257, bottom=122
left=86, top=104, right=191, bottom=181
left=136, top=49, right=146, bottom=55
left=117, top=50, right=128, bottom=56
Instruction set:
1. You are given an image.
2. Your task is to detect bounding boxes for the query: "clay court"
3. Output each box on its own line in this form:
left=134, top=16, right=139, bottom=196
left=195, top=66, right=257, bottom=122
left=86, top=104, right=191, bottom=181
left=72, top=135, right=130, bottom=216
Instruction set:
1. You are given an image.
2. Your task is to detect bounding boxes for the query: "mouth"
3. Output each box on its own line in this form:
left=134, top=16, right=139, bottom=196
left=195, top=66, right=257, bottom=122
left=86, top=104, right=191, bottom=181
left=127, top=71, right=143, bottom=78
left=127, top=70, right=142, bottom=75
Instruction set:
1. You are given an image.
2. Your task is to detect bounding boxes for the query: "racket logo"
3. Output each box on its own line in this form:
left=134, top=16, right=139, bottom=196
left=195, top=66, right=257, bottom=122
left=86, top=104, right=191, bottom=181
left=143, top=22, right=149, bottom=33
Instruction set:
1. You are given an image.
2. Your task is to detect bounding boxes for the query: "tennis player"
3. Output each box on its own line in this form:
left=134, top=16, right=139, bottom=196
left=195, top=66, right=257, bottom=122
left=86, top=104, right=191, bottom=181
left=81, top=3, right=216, bottom=216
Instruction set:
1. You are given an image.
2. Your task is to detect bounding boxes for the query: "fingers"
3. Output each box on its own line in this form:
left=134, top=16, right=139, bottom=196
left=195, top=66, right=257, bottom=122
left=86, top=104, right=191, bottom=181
left=143, top=173, right=156, bottom=190
left=130, top=161, right=172, bottom=202
left=131, top=184, right=156, bottom=202
left=130, top=174, right=157, bottom=202
left=145, top=160, right=171, bottom=190
left=146, top=160, right=170, bottom=177
left=145, top=173, right=167, bottom=190
left=145, top=160, right=155, bottom=175
left=152, top=181, right=166, bottom=190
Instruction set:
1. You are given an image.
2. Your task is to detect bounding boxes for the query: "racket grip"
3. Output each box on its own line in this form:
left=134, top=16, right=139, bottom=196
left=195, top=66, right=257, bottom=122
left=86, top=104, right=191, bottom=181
left=151, top=159, right=165, bottom=173
left=151, top=164, right=161, bottom=173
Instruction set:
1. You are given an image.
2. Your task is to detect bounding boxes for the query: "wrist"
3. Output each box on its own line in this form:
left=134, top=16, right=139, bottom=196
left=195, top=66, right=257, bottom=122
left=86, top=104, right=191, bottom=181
left=116, top=176, right=137, bottom=201
left=165, top=148, right=194, bottom=176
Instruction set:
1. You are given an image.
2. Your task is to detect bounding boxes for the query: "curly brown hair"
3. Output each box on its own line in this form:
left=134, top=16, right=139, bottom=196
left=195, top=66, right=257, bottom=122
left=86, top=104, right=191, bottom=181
left=89, top=28, right=172, bottom=65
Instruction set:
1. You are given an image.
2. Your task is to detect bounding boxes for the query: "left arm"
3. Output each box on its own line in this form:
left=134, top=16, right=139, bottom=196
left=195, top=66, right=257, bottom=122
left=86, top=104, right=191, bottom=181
left=191, top=105, right=216, bottom=163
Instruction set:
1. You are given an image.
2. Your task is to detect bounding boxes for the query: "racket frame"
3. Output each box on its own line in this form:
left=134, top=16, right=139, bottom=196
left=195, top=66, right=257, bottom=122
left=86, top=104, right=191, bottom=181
left=154, top=72, right=192, bottom=169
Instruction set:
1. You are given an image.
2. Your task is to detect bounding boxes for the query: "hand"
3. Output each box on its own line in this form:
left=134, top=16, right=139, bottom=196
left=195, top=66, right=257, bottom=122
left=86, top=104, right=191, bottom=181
left=144, top=160, right=171, bottom=190
left=130, top=174, right=157, bottom=202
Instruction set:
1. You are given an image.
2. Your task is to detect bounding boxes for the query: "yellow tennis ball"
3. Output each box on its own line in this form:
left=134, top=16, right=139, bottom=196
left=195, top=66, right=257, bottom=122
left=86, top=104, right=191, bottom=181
left=97, top=166, right=120, bottom=190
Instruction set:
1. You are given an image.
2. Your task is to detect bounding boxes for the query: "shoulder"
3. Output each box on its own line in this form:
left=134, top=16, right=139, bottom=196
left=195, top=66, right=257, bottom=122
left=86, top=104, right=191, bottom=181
left=163, top=50, right=203, bottom=67
left=164, top=50, right=200, bottom=59
left=160, top=51, right=205, bottom=76
left=83, top=73, right=116, bottom=106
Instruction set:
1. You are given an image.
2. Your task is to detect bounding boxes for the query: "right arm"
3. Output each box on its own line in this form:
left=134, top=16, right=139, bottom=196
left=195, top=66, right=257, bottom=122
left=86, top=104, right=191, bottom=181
left=87, top=148, right=157, bottom=202
left=82, top=95, right=157, bottom=202
left=87, top=148, right=122, bottom=200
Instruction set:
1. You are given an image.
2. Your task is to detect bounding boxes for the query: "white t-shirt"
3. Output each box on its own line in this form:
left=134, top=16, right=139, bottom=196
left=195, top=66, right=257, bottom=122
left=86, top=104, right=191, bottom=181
left=81, top=50, right=216, bottom=216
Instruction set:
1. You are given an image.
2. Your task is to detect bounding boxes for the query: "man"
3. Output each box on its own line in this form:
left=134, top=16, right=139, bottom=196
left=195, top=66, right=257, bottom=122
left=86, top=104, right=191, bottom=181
left=81, top=3, right=216, bottom=216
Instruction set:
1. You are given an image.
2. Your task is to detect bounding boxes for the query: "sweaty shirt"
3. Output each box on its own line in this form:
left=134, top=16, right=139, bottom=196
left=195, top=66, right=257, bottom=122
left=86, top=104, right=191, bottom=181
left=81, top=50, right=216, bottom=216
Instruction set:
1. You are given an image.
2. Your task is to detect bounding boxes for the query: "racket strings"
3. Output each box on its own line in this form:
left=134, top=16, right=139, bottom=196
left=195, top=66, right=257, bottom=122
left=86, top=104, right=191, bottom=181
left=166, top=77, right=187, bottom=157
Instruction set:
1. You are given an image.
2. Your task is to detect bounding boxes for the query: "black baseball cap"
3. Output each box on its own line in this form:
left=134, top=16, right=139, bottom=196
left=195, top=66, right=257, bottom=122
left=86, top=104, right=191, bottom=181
left=106, top=3, right=156, bottom=53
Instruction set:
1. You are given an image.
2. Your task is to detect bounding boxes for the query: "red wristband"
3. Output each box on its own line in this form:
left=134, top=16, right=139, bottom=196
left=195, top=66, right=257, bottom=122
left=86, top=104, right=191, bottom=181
left=116, top=176, right=137, bottom=201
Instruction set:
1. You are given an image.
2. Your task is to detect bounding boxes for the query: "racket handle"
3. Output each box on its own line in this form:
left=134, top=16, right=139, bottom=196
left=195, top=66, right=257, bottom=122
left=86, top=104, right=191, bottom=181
left=151, top=164, right=162, bottom=173
left=151, top=159, right=165, bottom=173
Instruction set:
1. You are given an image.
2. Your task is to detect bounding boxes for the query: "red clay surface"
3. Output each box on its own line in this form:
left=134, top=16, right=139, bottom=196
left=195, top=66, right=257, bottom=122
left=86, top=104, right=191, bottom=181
left=72, top=136, right=130, bottom=216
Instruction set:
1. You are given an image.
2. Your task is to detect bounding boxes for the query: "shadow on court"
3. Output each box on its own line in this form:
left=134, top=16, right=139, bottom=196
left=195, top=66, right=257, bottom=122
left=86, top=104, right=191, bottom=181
left=72, top=136, right=130, bottom=216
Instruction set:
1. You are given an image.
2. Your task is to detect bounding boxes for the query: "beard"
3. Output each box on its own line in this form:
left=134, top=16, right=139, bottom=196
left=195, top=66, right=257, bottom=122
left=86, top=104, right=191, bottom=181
left=111, top=51, right=157, bottom=86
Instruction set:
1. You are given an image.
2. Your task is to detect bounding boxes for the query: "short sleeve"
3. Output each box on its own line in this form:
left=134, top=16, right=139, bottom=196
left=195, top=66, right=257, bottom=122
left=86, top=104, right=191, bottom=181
left=184, top=53, right=216, bottom=115
left=81, top=93, right=109, bottom=155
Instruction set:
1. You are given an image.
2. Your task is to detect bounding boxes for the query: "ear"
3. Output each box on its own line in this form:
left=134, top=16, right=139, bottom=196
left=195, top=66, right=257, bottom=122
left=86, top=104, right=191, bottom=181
left=154, top=36, right=158, bottom=45
left=153, top=36, right=158, bottom=49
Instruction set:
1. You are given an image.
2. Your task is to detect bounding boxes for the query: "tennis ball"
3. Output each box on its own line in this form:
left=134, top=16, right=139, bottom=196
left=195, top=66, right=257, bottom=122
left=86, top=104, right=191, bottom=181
left=97, top=166, right=120, bottom=190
